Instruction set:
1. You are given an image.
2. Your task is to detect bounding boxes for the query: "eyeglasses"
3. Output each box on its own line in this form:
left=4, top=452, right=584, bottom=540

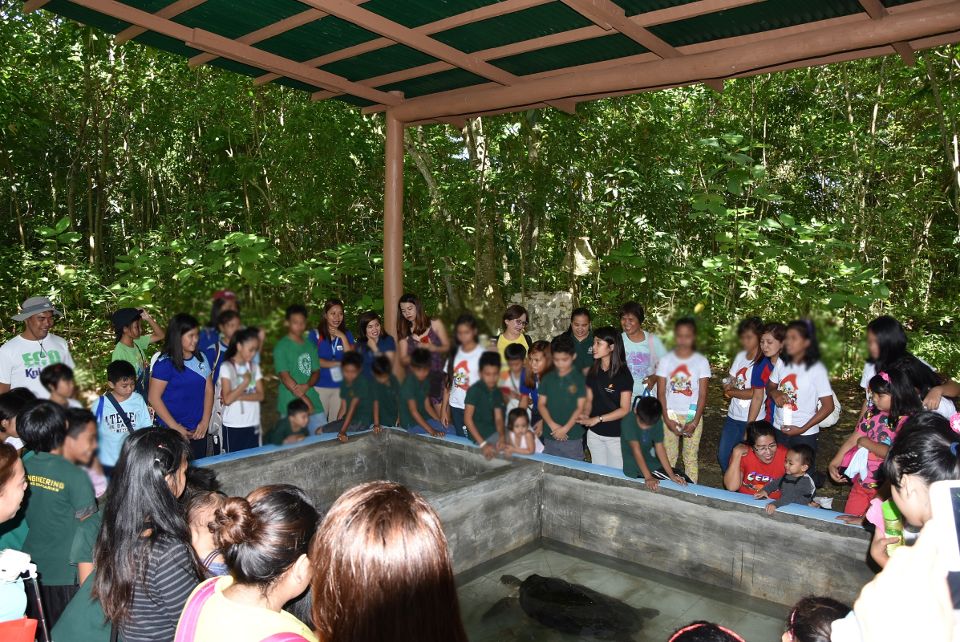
left=514, top=319, right=528, bottom=326
left=754, top=444, right=778, bottom=453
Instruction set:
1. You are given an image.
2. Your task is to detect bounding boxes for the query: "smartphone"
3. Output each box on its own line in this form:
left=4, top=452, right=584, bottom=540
left=929, top=479, right=960, bottom=572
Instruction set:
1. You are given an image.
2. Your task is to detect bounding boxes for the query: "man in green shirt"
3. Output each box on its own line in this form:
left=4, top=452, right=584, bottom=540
left=464, top=352, right=506, bottom=458
left=327, top=352, right=373, bottom=443
left=20, top=401, right=97, bottom=627
left=538, top=336, right=588, bottom=461
left=621, top=396, right=688, bottom=491
left=111, top=307, right=165, bottom=398
left=274, top=304, right=324, bottom=431
left=400, top=349, right=448, bottom=437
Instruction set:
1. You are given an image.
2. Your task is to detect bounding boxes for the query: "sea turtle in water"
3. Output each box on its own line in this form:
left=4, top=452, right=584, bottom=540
left=483, top=573, right=659, bottom=641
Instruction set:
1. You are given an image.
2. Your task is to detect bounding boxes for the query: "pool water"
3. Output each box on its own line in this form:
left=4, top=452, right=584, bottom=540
left=458, top=544, right=788, bottom=641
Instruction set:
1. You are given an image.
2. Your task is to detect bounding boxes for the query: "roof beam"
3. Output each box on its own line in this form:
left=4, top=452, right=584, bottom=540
left=23, top=0, right=51, bottom=11
left=858, top=0, right=916, bottom=65
left=390, top=1, right=960, bottom=122
left=115, top=0, right=206, bottom=45
left=559, top=0, right=681, bottom=59
left=66, top=0, right=401, bottom=105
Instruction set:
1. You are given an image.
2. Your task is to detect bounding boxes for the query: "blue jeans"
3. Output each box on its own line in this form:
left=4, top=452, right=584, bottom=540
left=718, top=417, right=748, bottom=473
left=451, top=407, right=466, bottom=438
left=407, top=419, right=455, bottom=435
left=307, top=413, right=326, bottom=432
left=774, top=430, right=820, bottom=468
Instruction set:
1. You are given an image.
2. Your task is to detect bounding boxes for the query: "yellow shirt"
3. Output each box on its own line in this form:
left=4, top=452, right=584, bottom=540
left=496, top=334, right=530, bottom=367
left=176, top=576, right=318, bottom=642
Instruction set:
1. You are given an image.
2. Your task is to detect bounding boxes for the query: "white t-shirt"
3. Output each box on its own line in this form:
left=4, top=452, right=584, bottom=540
left=499, top=369, right=524, bottom=415
left=656, top=351, right=712, bottom=415
left=219, top=361, right=263, bottom=427
left=770, top=360, right=833, bottom=434
left=726, top=350, right=756, bottom=422
left=447, top=345, right=484, bottom=410
left=0, top=333, right=74, bottom=399
left=508, top=428, right=544, bottom=454
left=622, top=332, right=667, bottom=398
left=860, top=358, right=936, bottom=401
left=938, top=396, right=957, bottom=420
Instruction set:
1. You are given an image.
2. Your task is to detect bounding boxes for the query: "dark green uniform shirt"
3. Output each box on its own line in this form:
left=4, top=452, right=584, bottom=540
left=620, top=414, right=666, bottom=479
left=464, top=381, right=505, bottom=441
left=573, top=332, right=594, bottom=372
left=538, top=368, right=587, bottom=440
left=373, top=375, right=401, bottom=426
left=340, top=376, right=374, bottom=427
left=265, top=416, right=309, bottom=445
left=399, top=374, right=431, bottom=428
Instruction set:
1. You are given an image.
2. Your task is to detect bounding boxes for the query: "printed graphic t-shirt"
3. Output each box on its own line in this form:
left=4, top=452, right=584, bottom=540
left=0, top=333, right=74, bottom=398
left=95, top=391, right=153, bottom=466
left=726, top=350, right=758, bottom=422
left=622, top=332, right=666, bottom=398
left=737, top=447, right=787, bottom=499
left=273, top=335, right=323, bottom=416
left=656, top=351, right=712, bottom=415
left=447, top=344, right=484, bottom=409
left=769, top=360, right=833, bottom=434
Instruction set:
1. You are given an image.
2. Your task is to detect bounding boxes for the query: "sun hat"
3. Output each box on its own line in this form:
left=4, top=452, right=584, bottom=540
left=12, top=296, right=62, bottom=322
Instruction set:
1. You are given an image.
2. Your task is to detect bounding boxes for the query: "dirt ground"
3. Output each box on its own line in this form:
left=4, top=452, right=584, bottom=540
left=258, top=370, right=864, bottom=512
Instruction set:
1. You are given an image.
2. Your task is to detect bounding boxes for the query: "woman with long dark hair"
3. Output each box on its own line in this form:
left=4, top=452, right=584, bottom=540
left=396, top=293, right=449, bottom=414
left=355, top=311, right=396, bottom=378
left=718, top=316, right=764, bottom=474
left=150, top=314, right=214, bottom=461
left=766, top=320, right=834, bottom=467
left=579, top=327, right=634, bottom=468
left=218, top=327, right=264, bottom=454
left=308, top=299, right=355, bottom=426
left=310, top=481, right=467, bottom=642
left=93, top=427, right=201, bottom=642
left=174, top=484, right=318, bottom=641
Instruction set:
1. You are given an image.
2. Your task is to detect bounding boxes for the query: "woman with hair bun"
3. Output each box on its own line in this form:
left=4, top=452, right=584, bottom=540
left=310, top=481, right=467, bottom=642
left=175, top=484, right=319, bottom=642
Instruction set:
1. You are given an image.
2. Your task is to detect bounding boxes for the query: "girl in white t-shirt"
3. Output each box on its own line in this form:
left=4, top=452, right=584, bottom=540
left=656, top=318, right=711, bottom=483
left=219, top=327, right=264, bottom=454
left=767, top=320, right=834, bottom=467
left=441, top=314, right=483, bottom=437
left=718, top=317, right=764, bottom=474
left=503, top=408, right=544, bottom=456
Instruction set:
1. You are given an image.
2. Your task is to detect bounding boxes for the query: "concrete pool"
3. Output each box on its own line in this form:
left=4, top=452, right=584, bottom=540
left=201, top=429, right=873, bottom=630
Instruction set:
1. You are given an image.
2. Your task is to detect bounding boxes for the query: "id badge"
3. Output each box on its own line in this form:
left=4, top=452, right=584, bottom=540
left=331, top=365, right=343, bottom=383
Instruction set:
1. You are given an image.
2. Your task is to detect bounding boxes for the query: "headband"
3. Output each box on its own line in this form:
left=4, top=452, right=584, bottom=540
left=668, top=623, right=746, bottom=642
left=878, top=371, right=891, bottom=383
left=950, top=412, right=960, bottom=436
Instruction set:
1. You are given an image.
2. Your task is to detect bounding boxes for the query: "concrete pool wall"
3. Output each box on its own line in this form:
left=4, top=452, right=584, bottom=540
left=202, top=429, right=873, bottom=607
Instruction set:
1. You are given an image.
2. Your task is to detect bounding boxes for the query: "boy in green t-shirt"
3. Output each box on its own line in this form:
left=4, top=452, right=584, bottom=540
left=274, top=304, right=325, bottom=432
left=326, top=352, right=373, bottom=443
left=465, top=352, right=506, bottom=458
left=402, top=349, right=448, bottom=437
left=371, top=356, right=400, bottom=432
left=19, top=400, right=97, bottom=627
left=621, top=396, right=689, bottom=491
left=537, top=335, right=588, bottom=461
left=266, top=399, right=311, bottom=446
left=110, top=307, right=165, bottom=398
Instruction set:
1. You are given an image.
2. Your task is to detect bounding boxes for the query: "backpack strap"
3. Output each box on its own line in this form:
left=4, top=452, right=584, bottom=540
left=105, top=393, right=135, bottom=434
left=173, top=578, right=219, bottom=642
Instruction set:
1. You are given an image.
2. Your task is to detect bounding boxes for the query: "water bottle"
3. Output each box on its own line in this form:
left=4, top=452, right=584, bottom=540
left=881, top=500, right=904, bottom=556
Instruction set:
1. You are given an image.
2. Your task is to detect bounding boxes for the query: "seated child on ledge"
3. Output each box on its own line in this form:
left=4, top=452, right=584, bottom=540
left=755, top=444, right=816, bottom=515
left=621, top=396, right=689, bottom=491
left=503, top=408, right=543, bottom=456
left=266, top=399, right=311, bottom=446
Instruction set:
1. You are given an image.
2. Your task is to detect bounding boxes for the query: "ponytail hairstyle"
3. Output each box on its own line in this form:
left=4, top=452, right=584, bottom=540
left=215, top=484, right=318, bottom=592
left=445, top=314, right=479, bottom=381
left=397, top=293, right=431, bottom=340
left=524, top=340, right=553, bottom=389
left=310, top=481, right=468, bottom=642
left=589, top=326, right=627, bottom=379
left=784, top=319, right=821, bottom=369
left=162, top=313, right=202, bottom=371
left=890, top=354, right=943, bottom=399
left=224, top=326, right=261, bottom=364
left=868, top=368, right=922, bottom=426
left=880, top=412, right=960, bottom=490
left=866, top=315, right=908, bottom=372
left=316, top=298, right=346, bottom=341
left=93, top=427, right=199, bottom=624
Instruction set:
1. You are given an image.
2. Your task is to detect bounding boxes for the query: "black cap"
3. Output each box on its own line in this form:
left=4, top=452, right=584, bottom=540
left=111, top=308, right=141, bottom=331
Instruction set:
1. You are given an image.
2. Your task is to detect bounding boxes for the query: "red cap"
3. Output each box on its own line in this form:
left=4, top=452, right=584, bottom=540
left=212, top=290, right=237, bottom=301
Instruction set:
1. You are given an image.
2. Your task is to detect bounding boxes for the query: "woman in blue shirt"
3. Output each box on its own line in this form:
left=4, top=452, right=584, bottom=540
left=308, top=299, right=355, bottom=423
left=149, top=314, right=214, bottom=461
left=356, top=311, right=396, bottom=378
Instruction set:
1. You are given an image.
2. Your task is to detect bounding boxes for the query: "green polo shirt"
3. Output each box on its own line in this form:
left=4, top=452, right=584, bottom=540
left=23, top=452, right=97, bottom=586
left=373, top=375, right=401, bottom=426
left=266, top=416, right=309, bottom=445
left=621, top=414, right=666, bottom=479
left=538, top=368, right=587, bottom=440
left=399, top=375, right=431, bottom=428
left=340, top=376, right=374, bottom=427
left=464, top=381, right=505, bottom=441
left=573, top=332, right=594, bottom=372
left=274, top=335, right=324, bottom=416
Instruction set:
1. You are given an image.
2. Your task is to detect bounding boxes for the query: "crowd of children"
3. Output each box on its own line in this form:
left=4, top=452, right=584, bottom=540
left=1, top=291, right=959, bottom=640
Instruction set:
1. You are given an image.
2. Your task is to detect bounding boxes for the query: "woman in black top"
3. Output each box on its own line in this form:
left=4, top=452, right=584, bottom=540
left=579, top=327, right=634, bottom=469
